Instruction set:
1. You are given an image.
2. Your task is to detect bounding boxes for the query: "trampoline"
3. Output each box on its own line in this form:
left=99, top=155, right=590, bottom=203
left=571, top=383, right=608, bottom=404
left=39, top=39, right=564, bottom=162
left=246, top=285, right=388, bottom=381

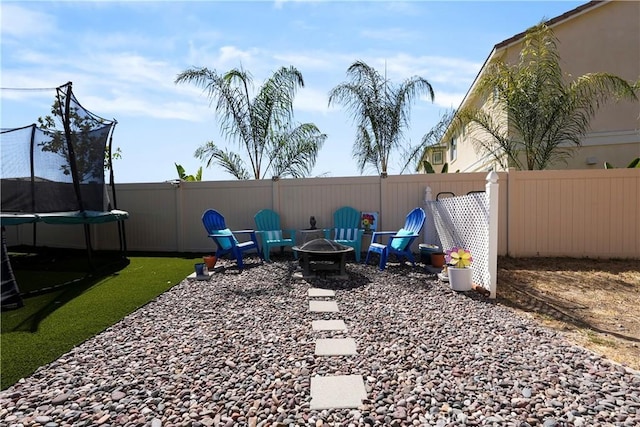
left=1, top=211, right=128, bottom=226
left=1, top=82, right=128, bottom=309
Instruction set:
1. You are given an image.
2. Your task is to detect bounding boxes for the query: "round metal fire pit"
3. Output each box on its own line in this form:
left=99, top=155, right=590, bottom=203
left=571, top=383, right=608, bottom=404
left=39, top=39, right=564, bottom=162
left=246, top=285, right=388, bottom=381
left=292, top=238, right=354, bottom=278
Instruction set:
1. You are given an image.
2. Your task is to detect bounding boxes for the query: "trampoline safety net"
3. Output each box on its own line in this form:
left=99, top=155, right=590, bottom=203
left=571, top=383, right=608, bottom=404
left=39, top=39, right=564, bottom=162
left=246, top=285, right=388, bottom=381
left=1, top=82, right=117, bottom=213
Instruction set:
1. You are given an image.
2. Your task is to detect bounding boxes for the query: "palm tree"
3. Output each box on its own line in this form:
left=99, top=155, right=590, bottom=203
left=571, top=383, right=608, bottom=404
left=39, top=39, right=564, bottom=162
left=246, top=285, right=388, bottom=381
left=175, top=65, right=326, bottom=179
left=175, top=163, right=202, bottom=181
left=452, top=22, right=638, bottom=171
left=328, top=61, right=435, bottom=176
left=400, top=108, right=455, bottom=174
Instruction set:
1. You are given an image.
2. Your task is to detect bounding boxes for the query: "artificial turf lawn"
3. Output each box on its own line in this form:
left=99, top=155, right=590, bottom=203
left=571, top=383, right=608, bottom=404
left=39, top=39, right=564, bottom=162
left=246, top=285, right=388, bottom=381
left=1, top=254, right=199, bottom=390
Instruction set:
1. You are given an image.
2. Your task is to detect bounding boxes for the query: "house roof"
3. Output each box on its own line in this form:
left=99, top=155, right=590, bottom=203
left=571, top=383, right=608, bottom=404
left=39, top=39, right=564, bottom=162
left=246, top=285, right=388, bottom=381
left=494, top=1, right=605, bottom=50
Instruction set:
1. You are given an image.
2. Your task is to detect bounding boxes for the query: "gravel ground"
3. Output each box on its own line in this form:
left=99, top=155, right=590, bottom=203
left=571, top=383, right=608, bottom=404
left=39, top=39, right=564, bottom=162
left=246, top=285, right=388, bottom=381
left=1, top=255, right=639, bottom=427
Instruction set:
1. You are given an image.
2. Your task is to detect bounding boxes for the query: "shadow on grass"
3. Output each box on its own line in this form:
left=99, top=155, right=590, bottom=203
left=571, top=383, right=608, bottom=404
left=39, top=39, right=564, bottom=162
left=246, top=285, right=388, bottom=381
left=7, top=277, right=105, bottom=334
left=3, top=249, right=131, bottom=334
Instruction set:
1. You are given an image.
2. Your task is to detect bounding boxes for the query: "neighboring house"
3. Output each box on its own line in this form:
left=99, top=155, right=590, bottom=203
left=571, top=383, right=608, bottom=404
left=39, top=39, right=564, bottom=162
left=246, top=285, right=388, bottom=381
left=430, top=0, right=639, bottom=172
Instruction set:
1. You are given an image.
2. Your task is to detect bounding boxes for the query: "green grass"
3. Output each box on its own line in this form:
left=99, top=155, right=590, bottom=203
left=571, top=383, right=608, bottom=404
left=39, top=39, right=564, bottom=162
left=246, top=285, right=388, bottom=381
left=1, top=250, right=200, bottom=390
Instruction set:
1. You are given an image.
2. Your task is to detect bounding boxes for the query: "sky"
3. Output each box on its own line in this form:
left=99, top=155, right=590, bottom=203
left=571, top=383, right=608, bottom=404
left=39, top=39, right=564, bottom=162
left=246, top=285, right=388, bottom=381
left=1, top=0, right=586, bottom=183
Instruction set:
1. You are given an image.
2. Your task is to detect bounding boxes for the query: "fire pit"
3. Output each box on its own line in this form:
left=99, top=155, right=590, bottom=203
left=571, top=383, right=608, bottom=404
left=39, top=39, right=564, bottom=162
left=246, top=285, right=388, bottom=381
left=292, top=238, right=354, bottom=279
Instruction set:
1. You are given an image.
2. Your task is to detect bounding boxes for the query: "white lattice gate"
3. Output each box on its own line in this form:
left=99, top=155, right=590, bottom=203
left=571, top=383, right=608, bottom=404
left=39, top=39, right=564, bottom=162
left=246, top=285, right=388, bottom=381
left=424, top=172, right=499, bottom=298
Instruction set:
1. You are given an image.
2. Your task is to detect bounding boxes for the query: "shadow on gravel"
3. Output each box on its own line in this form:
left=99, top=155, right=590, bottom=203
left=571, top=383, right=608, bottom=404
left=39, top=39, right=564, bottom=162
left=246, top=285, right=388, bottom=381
left=302, top=269, right=371, bottom=290
left=210, top=261, right=264, bottom=274
left=225, top=287, right=284, bottom=298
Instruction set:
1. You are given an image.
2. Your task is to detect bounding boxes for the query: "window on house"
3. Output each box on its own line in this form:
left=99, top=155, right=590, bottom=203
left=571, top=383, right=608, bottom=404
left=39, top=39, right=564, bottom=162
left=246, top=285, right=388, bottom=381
left=449, top=137, right=457, bottom=162
left=432, top=150, right=444, bottom=165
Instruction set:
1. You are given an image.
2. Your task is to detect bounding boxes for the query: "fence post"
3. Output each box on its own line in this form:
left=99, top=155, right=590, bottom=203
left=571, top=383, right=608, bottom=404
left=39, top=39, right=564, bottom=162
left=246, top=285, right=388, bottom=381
left=379, top=176, right=388, bottom=230
left=175, top=182, right=184, bottom=252
left=486, top=171, right=499, bottom=299
left=272, top=178, right=280, bottom=212
left=506, top=168, right=516, bottom=258
left=423, top=186, right=437, bottom=245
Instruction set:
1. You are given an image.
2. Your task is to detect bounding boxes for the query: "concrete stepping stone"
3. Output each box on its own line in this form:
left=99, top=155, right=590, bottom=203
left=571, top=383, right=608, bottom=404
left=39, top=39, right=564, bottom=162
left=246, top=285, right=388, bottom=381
left=309, top=300, right=339, bottom=312
left=186, top=271, right=214, bottom=281
left=310, top=375, right=367, bottom=410
left=315, top=338, right=357, bottom=355
left=311, top=319, right=347, bottom=331
left=308, top=288, right=336, bottom=298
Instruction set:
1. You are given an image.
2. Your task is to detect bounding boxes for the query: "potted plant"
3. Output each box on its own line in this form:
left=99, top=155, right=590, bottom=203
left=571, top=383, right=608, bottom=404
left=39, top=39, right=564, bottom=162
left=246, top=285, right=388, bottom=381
left=445, top=247, right=473, bottom=291
left=430, top=251, right=446, bottom=268
left=203, top=255, right=217, bottom=269
left=419, top=243, right=441, bottom=265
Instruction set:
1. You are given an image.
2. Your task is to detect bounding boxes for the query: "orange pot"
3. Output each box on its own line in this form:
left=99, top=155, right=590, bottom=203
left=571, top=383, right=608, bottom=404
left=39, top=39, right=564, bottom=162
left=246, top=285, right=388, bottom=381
left=203, top=255, right=217, bottom=269
left=430, top=253, right=446, bottom=268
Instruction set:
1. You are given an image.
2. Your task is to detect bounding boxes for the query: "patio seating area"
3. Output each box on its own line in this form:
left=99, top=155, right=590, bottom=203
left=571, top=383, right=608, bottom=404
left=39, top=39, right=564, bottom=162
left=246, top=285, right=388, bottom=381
left=1, top=255, right=638, bottom=426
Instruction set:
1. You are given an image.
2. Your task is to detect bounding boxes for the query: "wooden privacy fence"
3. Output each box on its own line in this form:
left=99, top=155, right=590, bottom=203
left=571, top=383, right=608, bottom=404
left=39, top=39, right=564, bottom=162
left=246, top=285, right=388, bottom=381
left=3, top=169, right=639, bottom=260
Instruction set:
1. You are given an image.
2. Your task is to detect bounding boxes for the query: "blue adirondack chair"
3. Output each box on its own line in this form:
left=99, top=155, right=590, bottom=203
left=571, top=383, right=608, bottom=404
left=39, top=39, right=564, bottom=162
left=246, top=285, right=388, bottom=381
left=365, top=207, right=426, bottom=270
left=254, top=209, right=297, bottom=262
left=202, top=209, right=261, bottom=270
left=324, top=206, right=365, bottom=262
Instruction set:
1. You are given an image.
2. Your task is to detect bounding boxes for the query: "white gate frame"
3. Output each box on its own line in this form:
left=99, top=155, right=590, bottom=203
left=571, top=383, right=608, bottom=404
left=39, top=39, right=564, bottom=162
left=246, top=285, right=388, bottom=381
left=424, top=171, right=499, bottom=298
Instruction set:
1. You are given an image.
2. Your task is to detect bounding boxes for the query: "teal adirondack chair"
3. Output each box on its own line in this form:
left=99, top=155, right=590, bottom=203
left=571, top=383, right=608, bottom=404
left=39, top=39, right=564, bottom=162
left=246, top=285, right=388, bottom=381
left=254, top=209, right=297, bottom=262
left=324, top=206, right=365, bottom=262
left=365, top=207, right=426, bottom=270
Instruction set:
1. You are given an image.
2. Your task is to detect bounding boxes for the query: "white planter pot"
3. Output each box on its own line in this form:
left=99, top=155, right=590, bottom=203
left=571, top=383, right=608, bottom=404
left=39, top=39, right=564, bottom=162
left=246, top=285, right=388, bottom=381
left=448, top=267, right=473, bottom=291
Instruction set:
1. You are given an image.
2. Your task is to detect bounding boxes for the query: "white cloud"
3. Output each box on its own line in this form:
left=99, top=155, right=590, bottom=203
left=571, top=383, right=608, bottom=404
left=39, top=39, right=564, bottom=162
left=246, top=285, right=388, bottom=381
left=273, top=53, right=335, bottom=71
left=184, top=43, right=266, bottom=75
left=88, top=54, right=169, bottom=85
left=0, top=4, right=56, bottom=38
left=83, top=92, right=210, bottom=121
left=293, top=86, right=332, bottom=114
left=371, top=53, right=481, bottom=84
left=218, top=46, right=255, bottom=67
left=1, top=46, right=213, bottom=123
left=432, top=91, right=465, bottom=109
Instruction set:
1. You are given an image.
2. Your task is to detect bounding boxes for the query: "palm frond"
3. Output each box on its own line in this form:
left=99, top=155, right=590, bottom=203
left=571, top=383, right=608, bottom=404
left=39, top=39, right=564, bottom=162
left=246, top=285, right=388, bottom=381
left=209, top=147, right=250, bottom=180
left=329, top=61, right=433, bottom=174
left=269, top=123, right=327, bottom=178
